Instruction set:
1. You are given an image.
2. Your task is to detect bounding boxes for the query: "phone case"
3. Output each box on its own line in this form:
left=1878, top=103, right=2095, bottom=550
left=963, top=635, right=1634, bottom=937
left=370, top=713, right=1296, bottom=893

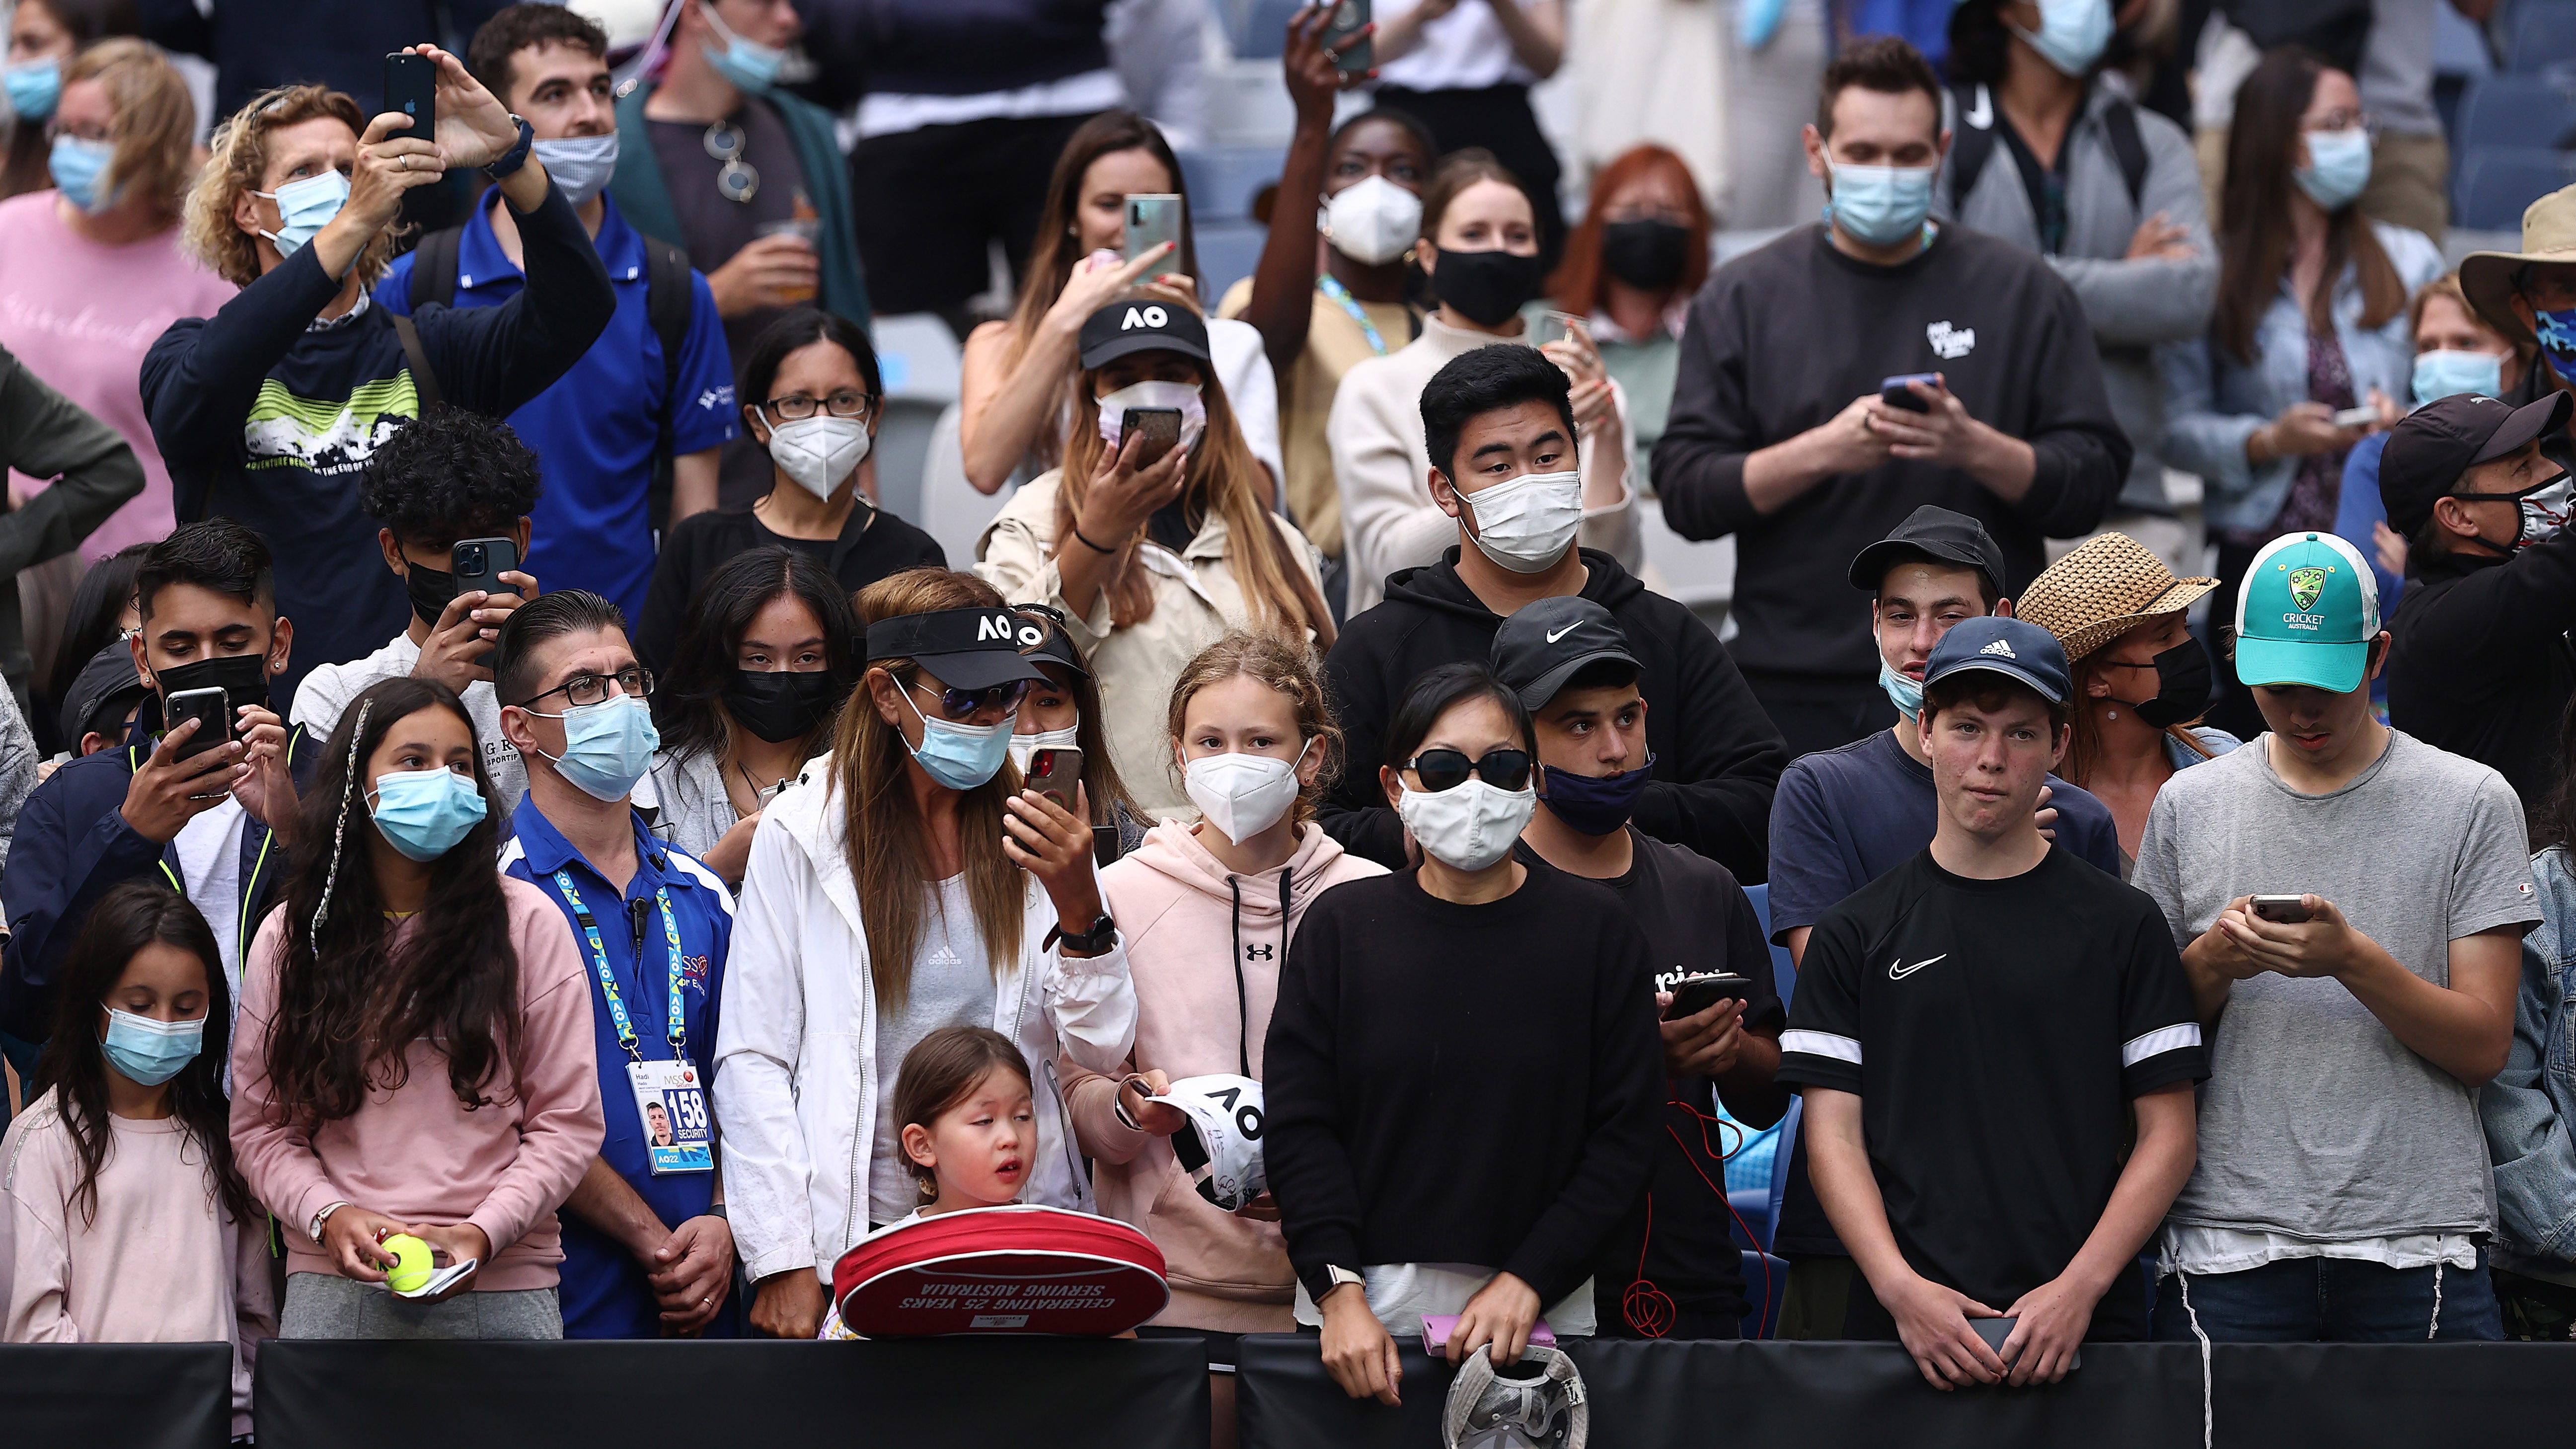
left=385, top=1258, right=479, bottom=1300
left=1422, top=1313, right=1555, bottom=1352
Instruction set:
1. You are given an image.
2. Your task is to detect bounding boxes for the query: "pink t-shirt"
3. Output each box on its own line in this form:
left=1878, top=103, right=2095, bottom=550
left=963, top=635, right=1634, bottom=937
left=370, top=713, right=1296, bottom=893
left=0, top=190, right=239, bottom=559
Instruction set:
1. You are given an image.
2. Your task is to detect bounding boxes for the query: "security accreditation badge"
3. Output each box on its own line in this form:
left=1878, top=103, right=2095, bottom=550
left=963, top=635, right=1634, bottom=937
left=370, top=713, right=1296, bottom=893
left=627, top=1058, right=713, bottom=1175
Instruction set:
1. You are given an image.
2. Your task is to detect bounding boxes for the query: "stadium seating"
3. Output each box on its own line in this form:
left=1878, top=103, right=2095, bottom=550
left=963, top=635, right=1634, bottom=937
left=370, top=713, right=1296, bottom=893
left=2450, top=75, right=2576, bottom=152
left=2454, top=146, right=2576, bottom=229
left=1180, top=145, right=1288, bottom=223
left=2504, top=0, right=2576, bottom=74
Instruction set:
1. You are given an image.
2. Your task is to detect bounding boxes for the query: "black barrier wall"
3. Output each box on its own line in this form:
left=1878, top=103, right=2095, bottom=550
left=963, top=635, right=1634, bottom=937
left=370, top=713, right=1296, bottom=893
left=0, top=1343, right=230, bottom=1449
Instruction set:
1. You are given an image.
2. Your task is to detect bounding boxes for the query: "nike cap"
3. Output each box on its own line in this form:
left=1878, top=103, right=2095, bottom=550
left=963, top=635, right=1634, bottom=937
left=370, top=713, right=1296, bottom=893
left=2232, top=531, right=2379, bottom=694
left=1491, top=596, right=1640, bottom=708
left=1847, top=504, right=2008, bottom=597
left=1921, top=615, right=2071, bottom=703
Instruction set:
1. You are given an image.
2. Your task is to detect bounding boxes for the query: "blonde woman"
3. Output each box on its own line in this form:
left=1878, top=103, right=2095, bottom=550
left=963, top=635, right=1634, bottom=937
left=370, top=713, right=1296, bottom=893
left=141, top=52, right=612, bottom=688
left=977, top=300, right=1334, bottom=824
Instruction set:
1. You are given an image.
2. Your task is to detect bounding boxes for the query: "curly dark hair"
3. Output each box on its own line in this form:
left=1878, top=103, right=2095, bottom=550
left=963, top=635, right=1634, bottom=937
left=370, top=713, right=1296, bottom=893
left=654, top=546, right=860, bottom=767
left=360, top=403, right=545, bottom=550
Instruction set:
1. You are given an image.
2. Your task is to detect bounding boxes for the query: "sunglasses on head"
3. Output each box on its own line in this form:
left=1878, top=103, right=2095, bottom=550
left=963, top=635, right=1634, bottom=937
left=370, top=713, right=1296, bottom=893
left=1403, top=747, right=1533, bottom=793
left=909, top=677, right=1030, bottom=721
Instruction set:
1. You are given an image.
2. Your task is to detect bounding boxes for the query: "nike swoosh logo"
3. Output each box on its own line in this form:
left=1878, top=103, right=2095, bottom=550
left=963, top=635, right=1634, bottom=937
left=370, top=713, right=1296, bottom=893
left=1888, top=954, right=1946, bottom=980
left=1545, top=624, right=1578, bottom=643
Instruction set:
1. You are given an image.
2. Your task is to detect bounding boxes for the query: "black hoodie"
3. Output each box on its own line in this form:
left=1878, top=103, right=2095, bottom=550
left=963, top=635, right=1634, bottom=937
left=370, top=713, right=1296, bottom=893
left=1320, top=547, right=1788, bottom=881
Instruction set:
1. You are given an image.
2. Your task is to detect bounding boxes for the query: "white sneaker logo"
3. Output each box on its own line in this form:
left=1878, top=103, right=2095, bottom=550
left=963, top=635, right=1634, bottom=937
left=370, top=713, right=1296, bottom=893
left=1978, top=638, right=2017, bottom=658
left=1545, top=624, right=1579, bottom=643
left=1888, top=953, right=1946, bottom=980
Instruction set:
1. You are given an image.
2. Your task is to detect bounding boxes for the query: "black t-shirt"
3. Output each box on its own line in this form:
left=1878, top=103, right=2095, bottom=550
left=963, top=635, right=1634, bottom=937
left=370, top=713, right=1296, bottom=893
left=1775, top=845, right=2205, bottom=1341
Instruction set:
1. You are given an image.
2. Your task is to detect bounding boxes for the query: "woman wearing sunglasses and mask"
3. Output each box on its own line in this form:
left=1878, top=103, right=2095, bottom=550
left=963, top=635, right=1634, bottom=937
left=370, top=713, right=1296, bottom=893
left=713, top=568, right=1137, bottom=1341
left=637, top=308, right=942, bottom=672
left=1264, top=660, right=1658, bottom=1403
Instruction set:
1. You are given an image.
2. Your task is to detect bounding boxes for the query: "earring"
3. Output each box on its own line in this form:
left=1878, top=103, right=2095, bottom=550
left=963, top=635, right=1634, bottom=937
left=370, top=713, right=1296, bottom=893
left=917, top=1176, right=937, bottom=1202
left=2106, top=709, right=2119, bottom=721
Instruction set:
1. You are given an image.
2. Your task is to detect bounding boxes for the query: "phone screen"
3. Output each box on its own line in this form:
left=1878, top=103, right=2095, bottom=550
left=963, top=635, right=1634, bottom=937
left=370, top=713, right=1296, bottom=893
left=1121, top=194, right=1183, bottom=265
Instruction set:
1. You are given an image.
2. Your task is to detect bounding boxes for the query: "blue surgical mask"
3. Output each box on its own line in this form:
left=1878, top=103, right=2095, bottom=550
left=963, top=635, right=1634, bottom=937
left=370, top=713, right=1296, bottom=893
left=901, top=688, right=1015, bottom=792
left=2412, top=348, right=2503, bottom=406
left=1826, top=163, right=1935, bottom=248
left=1879, top=657, right=1924, bottom=718
left=2535, top=305, right=2576, bottom=376
left=48, top=134, right=114, bottom=213
left=252, top=168, right=349, bottom=258
left=368, top=766, right=489, bottom=862
left=1540, top=757, right=1657, bottom=837
left=532, top=695, right=660, bottom=802
left=2, top=58, right=60, bottom=123
left=699, top=1, right=785, bottom=92
left=2292, top=128, right=2373, bottom=213
left=100, top=1007, right=204, bottom=1087
left=531, top=132, right=618, bottom=208
left=2012, top=0, right=2113, bottom=76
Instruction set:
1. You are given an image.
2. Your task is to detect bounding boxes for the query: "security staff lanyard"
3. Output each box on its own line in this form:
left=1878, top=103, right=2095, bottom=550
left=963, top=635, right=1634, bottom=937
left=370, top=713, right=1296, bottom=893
left=553, top=869, right=687, bottom=1064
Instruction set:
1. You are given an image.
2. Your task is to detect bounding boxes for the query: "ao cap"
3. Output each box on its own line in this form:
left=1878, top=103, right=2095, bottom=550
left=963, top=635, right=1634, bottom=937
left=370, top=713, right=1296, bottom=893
left=1012, top=605, right=1091, bottom=679
left=1079, top=296, right=1212, bottom=370
left=2233, top=531, right=2379, bottom=693
left=864, top=607, right=1054, bottom=691
left=60, top=639, right=151, bottom=747
left=1921, top=615, right=2071, bottom=704
left=2379, top=391, right=2573, bottom=536
left=1846, top=504, right=2009, bottom=597
left=1491, top=596, right=1640, bottom=708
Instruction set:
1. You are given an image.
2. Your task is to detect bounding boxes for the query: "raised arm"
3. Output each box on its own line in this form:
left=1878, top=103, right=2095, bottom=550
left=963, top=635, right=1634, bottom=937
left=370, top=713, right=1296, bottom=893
left=1237, top=7, right=1365, bottom=374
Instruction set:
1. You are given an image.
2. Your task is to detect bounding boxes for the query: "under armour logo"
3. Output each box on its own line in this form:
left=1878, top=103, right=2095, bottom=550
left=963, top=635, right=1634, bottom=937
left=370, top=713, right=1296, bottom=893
left=1121, top=305, right=1169, bottom=330
left=1978, top=638, right=2017, bottom=658
left=1245, top=943, right=1275, bottom=961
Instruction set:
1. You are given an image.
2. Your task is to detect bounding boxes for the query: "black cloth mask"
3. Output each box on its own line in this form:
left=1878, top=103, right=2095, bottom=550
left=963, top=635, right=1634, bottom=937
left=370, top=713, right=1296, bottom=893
left=404, top=562, right=458, bottom=629
left=2109, top=638, right=2213, bottom=730
left=150, top=651, right=272, bottom=715
left=1432, top=246, right=1546, bottom=327
left=724, top=668, right=842, bottom=744
left=1599, top=218, right=1691, bottom=291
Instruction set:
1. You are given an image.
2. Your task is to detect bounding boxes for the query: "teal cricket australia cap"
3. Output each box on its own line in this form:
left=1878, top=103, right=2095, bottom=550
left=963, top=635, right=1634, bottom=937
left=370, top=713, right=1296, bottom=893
left=2232, top=531, right=2380, bottom=693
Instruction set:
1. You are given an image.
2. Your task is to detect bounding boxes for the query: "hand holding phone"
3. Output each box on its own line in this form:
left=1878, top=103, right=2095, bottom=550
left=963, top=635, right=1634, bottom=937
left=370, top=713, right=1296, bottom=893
left=1321, top=0, right=1374, bottom=75
left=1662, top=972, right=1754, bottom=1021
left=1121, top=407, right=1185, bottom=468
left=381, top=50, right=437, bottom=145
left=2250, top=893, right=2313, bottom=925
left=1122, top=194, right=1184, bottom=266
left=1026, top=746, right=1083, bottom=814
left=164, top=687, right=232, bottom=762
left=2330, top=404, right=2379, bottom=429
left=1881, top=373, right=1940, bottom=412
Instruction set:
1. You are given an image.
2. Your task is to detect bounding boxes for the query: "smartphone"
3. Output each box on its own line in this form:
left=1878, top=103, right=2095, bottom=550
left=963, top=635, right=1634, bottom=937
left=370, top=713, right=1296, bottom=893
left=1027, top=746, right=1082, bottom=814
left=2251, top=894, right=2313, bottom=924
left=1321, top=0, right=1373, bottom=76
left=1122, top=193, right=1183, bottom=266
left=387, top=1256, right=479, bottom=1301
left=1120, top=407, right=1184, bottom=466
left=1970, top=1315, right=2079, bottom=1372
left=1664, top=972, right=1756, bottom=1021
left=381, top=50, right=437, bottom=145
left=1423, top=1312, right=1554, bottom=1353
left=1881, top=373, right=1940, bottom=412
left=450, top=536, right=521, bottom=600
left=2331, top=404, right=2379, bottom=428
left=165, top=686, right=231, bottom=761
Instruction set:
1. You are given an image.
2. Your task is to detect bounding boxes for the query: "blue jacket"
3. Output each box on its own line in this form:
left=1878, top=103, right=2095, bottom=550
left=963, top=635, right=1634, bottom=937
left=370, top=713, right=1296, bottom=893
left=2485, top=846, right=2576, bottom=1274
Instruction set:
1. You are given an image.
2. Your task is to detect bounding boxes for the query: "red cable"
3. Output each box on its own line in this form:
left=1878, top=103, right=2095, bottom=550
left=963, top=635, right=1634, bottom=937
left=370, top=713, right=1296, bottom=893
left=1619, top=1097, right=1775, bottom=1338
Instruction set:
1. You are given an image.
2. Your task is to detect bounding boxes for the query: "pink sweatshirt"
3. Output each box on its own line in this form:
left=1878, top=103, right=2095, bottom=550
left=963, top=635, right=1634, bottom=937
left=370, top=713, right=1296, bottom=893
left=1, top=1091, right=275, bottom=1437
left=229, top=875, right=604, bottom=1292
left=1068, top=822, right=1385, bottom=1331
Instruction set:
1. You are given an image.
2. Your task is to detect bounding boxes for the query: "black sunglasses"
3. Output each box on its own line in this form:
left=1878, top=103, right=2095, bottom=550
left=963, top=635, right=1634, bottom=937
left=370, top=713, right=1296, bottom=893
left=1402, top=747, right=1533, bottom=793
left=909, top=677, right=1030, bottom=721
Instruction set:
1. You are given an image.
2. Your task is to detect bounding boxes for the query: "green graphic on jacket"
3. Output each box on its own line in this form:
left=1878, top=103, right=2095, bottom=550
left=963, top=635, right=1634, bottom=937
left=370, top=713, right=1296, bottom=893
left=241, top=372, right=420, bottom=477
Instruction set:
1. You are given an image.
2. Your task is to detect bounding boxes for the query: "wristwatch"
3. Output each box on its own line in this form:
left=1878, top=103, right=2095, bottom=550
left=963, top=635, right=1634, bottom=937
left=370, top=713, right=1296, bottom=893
left=1048, top=913, right=1118, bottom=955
left=1326, top=1265, right=1364, bottom=1292
left=310, top=1200, right=352, bottom=1246
left=483, top=114, right=534, bottom=180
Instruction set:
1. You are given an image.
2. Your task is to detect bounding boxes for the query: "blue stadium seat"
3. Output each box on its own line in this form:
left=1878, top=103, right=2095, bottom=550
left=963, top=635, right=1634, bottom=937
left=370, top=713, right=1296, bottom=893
left=1743, top=882, right=1796, bottom=1009
left=1179, top=145, right=1287, bottom=223
left=2505, top=0, right=2576, bottom=74
left=1191, top=220, right=1269, bottom=305
left=2454, top=146, right=2576, bottom=229
left=1740, top=1250, right=1791, bottom=1338
left=2451, top=75, right=2576, bottom=151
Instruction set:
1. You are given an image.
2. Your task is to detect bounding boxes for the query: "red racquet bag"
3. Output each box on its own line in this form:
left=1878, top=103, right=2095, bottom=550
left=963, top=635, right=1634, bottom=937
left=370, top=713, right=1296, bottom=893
left=832, top=1205, right=1171, bottom=1337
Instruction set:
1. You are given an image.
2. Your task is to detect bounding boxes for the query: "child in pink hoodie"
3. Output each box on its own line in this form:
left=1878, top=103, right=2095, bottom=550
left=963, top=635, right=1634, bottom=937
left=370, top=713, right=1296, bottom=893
left=1066, top=633, right=1386, bottom=1437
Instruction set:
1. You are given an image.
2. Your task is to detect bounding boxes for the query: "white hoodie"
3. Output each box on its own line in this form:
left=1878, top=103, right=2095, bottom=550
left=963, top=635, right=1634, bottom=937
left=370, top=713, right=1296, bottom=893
left=713, top=767, right=1138, bottom=1287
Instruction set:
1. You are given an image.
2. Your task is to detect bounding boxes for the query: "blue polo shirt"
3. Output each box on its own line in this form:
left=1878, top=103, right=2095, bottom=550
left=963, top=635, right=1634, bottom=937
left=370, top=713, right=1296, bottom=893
left=502, top=801, right=738, bottom=1339
left=379, top=194, right=738, bottom=621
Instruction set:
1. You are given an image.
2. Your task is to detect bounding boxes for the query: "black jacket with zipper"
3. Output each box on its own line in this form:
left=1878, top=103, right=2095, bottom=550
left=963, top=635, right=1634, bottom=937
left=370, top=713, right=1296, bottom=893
left=2386, top=525, right=2576, bottom=824
left=1318, top=547, right=1787, bottom=881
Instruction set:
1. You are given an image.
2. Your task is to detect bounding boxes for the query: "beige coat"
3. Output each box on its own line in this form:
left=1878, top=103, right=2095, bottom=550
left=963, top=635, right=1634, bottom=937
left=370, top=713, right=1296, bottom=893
left=975, top=471, right=1328, bottom=823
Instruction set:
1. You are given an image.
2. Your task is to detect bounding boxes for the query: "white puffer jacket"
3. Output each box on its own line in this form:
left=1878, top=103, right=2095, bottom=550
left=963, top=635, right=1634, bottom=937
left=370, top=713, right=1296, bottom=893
left=712, top=765, right=1138, bottom=1287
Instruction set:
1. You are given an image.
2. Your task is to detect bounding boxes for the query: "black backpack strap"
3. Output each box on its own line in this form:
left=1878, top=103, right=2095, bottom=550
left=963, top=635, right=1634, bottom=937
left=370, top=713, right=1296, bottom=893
left=643, top=236, right=697, bottom=535
left=2101, top=97, right=2150, bottom=212
left=390, top=311, right=441, bottom=412
left=1947, top=82, right=1998, bottom=215
left=407, top=224, right=463, bottom=311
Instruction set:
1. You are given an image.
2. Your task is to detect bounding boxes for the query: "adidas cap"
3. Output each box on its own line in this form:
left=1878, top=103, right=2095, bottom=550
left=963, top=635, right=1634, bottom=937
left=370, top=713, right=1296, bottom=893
left=2232, top=531, right=2379, bottom=694
left=1921, top=615, right=2071, bottom=703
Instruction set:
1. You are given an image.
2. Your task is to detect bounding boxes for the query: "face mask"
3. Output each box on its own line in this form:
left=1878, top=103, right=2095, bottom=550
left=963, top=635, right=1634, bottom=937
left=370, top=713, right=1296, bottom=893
left=1599, top=218, right=1691, bottom=291
left=252, top=168, right=349, bottom=257
left=1185, top=743, right=1309, bottom=842
left=699, top=1, right=785, bottom=92
left=1430, top=246, right=1545, bottom=327
left=2106, top=637, right=2212, bottom=729
left=2, top=59, right=60, bottom=123
left=900, top=688, right=1015, bottom=792
left=100, top=1007, right=203, bottom=1088
left=2011, top=0, right=2113, bottom=76
left=1321, top=174, right=1422, bottom=266
left=152, top=651, right=270, bottom=717
left=530, top=695, right=659, bottom=802
left=1461, top=469, right=1584, bottom=573
left=724, top=668, right=839, bottom=744
left=368, top=765, right=489, bottom=862
left=2293, top=128, right=2373, bottom=213
left=403, top=560, right=457, bottom=628
left=1095, top=380, right=1209, bottom=456
left=1396, top=775, right=1537, bottom=872
left=530, top=132, right=619, bottom=208
left=1008, top=724, right=1082, bottom=776
left=1540, top=757, right=1655, bottom=837
left=1878, top=657, right=1924, bottom=719
left=1826, top=163, right=1936, bottom=248
left=2413, top=349, right=2503, bottom=406
left=2491, top=471, right=2576, bottom=549
left=2534, top=306, right=2576, bottom=376
left=765, top=415, right=871, bottom=498
left=49, top=135, right=115, bottom=213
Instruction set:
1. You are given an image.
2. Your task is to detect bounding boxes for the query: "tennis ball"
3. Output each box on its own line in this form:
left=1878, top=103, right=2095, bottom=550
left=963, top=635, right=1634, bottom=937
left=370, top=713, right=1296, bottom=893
left=381, top=1233, right=433, bottom=1294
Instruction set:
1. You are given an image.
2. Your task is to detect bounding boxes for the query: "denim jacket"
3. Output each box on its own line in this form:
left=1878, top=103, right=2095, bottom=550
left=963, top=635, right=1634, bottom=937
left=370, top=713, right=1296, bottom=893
left=2156, top=221, right=2441, bottom=536
left=2482, top=845, right=2576, bottom=1272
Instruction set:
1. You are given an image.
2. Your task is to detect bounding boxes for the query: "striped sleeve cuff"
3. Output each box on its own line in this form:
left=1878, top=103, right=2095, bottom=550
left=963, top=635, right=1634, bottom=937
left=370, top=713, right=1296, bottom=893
left=1776, top=1030, right=1864, bottom=1094
left=2119, top=1021, right=2207, bottom=1094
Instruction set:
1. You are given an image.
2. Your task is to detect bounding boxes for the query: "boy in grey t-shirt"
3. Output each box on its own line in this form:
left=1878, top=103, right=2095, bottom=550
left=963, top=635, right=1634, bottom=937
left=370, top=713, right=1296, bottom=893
left=2133, top=531, right=2538, bottom=1342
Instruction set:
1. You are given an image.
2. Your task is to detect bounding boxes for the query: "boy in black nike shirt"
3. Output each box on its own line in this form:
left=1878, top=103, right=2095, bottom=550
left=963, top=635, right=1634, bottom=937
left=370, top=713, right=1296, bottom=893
left=1779, top=615, right=2202, bottom=1389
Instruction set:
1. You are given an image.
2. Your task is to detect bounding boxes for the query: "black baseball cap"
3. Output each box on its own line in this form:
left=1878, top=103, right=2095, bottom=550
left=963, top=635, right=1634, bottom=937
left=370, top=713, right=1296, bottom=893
left=1491, top=597, right=1640, bottom=708
left=1078, top=298, right=1212, bottom=370
left=60, top=640, right=150, bottom=748
left=1921, top=616, right=2071, bottom=703
left=1846, top=505, right=2008, bottom=596
left=864, top=608, right=1054, bottom=691
left=2379, top=391, right=2573, bottom=536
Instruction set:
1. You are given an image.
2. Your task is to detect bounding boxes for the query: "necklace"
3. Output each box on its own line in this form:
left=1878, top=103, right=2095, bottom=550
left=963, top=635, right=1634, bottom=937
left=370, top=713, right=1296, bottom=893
left=703, top=118, right=759, bottom=204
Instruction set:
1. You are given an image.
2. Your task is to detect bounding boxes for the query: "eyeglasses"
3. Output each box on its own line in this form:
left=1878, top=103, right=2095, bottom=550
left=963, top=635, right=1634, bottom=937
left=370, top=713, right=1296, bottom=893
left=909, top=678, right=1029, bottom=721
left=761, top=389, right=878, bottom=422
left=1402, top=747, right=1533, bottom=793
left=520, top=667, right=654, bottom=710
left=2301, top=108, right=2378, bottom=139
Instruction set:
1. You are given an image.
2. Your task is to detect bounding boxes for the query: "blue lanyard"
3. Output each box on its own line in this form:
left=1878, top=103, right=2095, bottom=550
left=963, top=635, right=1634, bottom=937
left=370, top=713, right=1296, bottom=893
left=552, top=869, right=687, bottom=1063
left=1317, top=275, right=1389, bottom=357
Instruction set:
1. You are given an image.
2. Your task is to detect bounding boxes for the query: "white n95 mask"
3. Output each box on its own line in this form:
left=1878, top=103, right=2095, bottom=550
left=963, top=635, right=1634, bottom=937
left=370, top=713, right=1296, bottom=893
left=766, top=415, right=871, bottom=498
left=1184, top=744, right=1308, bottom=841
left=1321, top=174, right=1423, bottom=266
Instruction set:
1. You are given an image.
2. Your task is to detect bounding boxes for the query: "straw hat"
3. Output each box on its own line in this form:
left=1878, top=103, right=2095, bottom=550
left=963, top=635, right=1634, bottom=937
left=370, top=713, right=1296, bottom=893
left=2461, top=183, right=2576, bottom=350
left=2014, top=533, right=2218, bottom=664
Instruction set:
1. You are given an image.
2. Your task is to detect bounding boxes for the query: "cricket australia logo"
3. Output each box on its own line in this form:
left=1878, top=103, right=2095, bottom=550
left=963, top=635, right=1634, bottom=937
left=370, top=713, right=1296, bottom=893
left=2288, top=567, right=2326, bottom=612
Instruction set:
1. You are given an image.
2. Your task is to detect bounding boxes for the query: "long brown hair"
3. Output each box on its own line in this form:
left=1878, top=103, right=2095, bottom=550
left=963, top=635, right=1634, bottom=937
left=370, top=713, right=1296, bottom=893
left=1056, top=323, right=1335, bottom=648
left=2213, top=49, right=2404, bottom=366
left=1546, top=145, right=1710, bottom=317
left=1163, top=631, right=1344, bottom=821
left=839, top=569, right=1028, bottom=1010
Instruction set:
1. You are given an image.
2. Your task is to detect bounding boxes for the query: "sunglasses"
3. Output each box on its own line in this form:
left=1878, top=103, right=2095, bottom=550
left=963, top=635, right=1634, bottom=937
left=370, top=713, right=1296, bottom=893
left=909, top=677, right=1030, bottom=721
left=1402, top=747, right=1533, bottom=793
